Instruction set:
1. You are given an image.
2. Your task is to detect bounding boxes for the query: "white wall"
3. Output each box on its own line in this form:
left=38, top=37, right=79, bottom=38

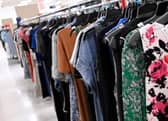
left=0, top=7, right=17, bottom=26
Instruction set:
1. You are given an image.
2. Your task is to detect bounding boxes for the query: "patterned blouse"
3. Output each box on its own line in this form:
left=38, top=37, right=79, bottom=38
left=139, top=22, right=168, bottom=121
left=122, top=30, right=146, bottom=121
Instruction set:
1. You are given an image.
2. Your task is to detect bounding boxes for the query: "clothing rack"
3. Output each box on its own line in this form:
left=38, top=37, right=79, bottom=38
left=79, top=0, right=119, bottom=12
left=20, top=0, right=96, bottom=24
left=21, top=0, right=119, bottom=24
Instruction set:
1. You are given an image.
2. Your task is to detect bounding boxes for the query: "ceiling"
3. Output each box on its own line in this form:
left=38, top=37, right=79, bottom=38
left=0, top=0, right=91, bottom=8
left=0, top=0, right=36, bottom=7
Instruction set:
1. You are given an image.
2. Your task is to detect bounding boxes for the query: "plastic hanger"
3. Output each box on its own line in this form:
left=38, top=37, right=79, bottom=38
left=87, top=10, right=98, bottom=23
left=155, top=1, right=168, bottom=16
left=48, top=19, right=57, bottom=27
left=126, top=1, right=158, bottom=47
left=144, top=0, right=168, bottom=24
left=129, top=2, right=138, bottom=21
left=123, top=5, right=129, bottom=18
left=106, top=0, right=157, bottom=45
left=156, top=12, right=168, bottom=25
left=103, top=7, right=122, bottom=23
left=71, top=12, right=89, bottom=26
left=128, top=2, right=168, bottom=47
left=136, top=0, right=157, bottom=19
left=127, top=2, right=133, bottom=20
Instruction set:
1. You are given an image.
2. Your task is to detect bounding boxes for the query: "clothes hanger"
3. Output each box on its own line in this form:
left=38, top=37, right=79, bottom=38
left=103, top=6, right=122, bottom=24
left=156, top=12, right=168, bottom=25
left=48, top=19, right=57, bottom=29
left=127, top=1, right=138, bottom=20
left=48, top=18, right=64, bottom=38
left=126, top=2, right=133, bottom=20
left=104, top=2, right=134, bottom=40
left=71, top=12, right=89, bottom=27
left=61, top=17, right=67, bottom=24
left=126, top=0, right=158, bottom=47
left=122, top=4, right=128, bottom=18
left=104, top=7, right=123, bottom=26
left=136, top=0, right=157, bottom=19
left=144, top=0, right=168, bottom=24
left=129, top=2, right=138, bottom=21
left=65, top=13, right=74, bottom=25
left=87, top=10, right=99, bottom=23
left=128, top=2, right=168, bottom=48
left=105, top=0, right=157, bottom=45
left=155, top=0, right=168, bottom=16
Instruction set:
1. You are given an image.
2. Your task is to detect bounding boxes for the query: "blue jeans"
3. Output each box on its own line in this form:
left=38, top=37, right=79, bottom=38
left=75, top=29, right=104, bottom=121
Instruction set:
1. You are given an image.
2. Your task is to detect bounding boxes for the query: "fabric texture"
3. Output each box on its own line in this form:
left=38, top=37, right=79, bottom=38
left=57, top=28, right=76, bottom=74
left=19, top=28, right=35, bottom=83
left=3, top=30, right=17, bottom=57
left=139, top=22, right=168, bottom=121
left=75, top=28, right=104, bottom=121
left=51, top=27, right=65, bottom=81
left=74, top=78, right=93, bottom=121
left=96, top=23, right=121, bottom=121
left=105, top=18, right=128, bottom=35
left=122, top=30, right=146, bottom=121
left=57, top=28, right=79, bottom=121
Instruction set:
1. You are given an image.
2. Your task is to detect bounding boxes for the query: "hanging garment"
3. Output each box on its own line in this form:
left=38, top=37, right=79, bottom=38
left=57, top=28, right=76, bottom=73
left=19, top=28, right=36, bottom=82
left=121, top=30, right=146, bottom=121
left=96, top=22, right=122, bottom=121
left=14, top=30, right=23, bottom=65
left=104, top=11, right=157, bottom=121
left=139, top=22, right=168, bottom=121
left=74, top=78, right=93, bottom=121
left=52, top=79, right=70, bottom=121
left=4, top=30, right=17, bottom=58
left=57, top=28, right=79, bottom=121
left=51, top=27, right=65, bottom=81
left=74, top=27, right=105, bottom=121
left=31, top=26, right=51, bottom=98
left=31, top=26, right=49, bottom=96
left=15, top=28, right=30, bottom=78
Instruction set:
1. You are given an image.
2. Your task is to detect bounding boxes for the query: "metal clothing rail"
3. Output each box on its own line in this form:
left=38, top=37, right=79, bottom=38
left=21, top=0, right=119, bottom=24
left=79, top=0, right=119, bottom=12
left=21, top=0, right=95, bottom=24
left=57, top=0, right=120, bottom=18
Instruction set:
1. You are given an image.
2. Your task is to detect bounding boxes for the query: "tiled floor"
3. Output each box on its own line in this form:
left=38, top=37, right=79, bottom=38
left=0, top=43, right=57, bottom=121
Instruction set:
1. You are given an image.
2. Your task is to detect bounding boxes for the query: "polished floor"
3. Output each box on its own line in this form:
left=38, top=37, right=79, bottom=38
left=0, top=43, right=57, bottom=121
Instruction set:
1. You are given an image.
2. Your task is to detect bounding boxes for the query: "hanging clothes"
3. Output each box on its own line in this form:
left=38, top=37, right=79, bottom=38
left=121, top=30, right=146, bottom=121
left=2, top=30, right=17, bottom=58
left=57, top=28, right=79, bottom=121
left=19, top=27, right=35, bottom=83
left=139, top=22, right=168, bottom=121
left=14, top=1, right=168, bottom=121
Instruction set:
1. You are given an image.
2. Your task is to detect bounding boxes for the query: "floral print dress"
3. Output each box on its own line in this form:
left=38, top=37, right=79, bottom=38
left=122, top=30, right=146, bottom=121
left=139, top=22, right=168, bottom=121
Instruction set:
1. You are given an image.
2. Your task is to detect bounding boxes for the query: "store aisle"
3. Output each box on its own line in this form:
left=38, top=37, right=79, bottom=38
left=0, top=43, right=57, bottom=121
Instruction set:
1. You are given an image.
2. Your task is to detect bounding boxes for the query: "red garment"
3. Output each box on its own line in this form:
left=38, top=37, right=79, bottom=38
left=18, top=28, right=29, bottom=44
left=19, top=28, right=35, bottom=83
left=121, top=0, right=126, bottom=10
left=26, top=52, right=35, bottom=83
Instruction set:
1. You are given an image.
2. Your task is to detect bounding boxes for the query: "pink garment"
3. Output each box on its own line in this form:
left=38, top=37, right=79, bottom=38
left=18, top=27, right=29, bottom=44
left=145, top=26, right=156, bottom=45
left=148, top=60, right=168, bottom=82
left=140, top=22, right=168, bottom=121
left=18, top=27, right=35, bottom=83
